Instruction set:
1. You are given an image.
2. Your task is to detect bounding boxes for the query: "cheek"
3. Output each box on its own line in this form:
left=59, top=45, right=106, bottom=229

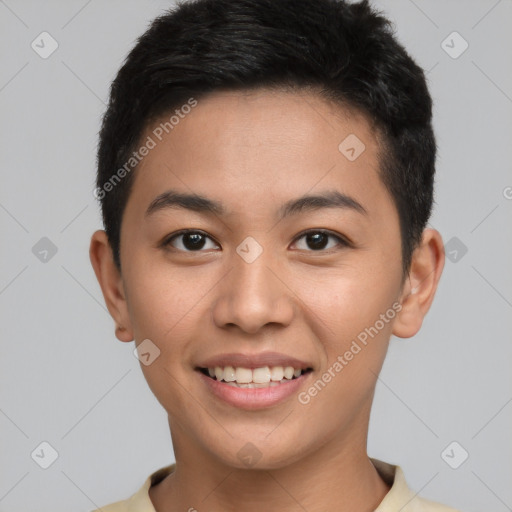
left=295, top=274, right=396, bottom=432
left=124, top=265, right=208, bottom=410
left=300, top=262, right=399, bottom=345
left=123, top=260, right=210, bottom=349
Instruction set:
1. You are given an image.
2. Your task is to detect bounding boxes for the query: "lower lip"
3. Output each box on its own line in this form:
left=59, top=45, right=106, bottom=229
left=198, top=371, right=311, bottom=410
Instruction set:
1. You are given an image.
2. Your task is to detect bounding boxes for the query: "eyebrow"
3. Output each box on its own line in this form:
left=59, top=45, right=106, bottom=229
left=145, top=189, right=367, bottom=219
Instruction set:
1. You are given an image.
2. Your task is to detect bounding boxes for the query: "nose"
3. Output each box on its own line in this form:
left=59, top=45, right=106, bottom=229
left=211, top=247, right=295, bottom=334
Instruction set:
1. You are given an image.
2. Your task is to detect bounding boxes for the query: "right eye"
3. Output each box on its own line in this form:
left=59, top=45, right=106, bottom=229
left=162, top=229, right=220, bottom=252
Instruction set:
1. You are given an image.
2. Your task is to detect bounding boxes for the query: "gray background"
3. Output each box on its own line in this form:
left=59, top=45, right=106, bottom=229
left=0, top=1, right=511, bottom=511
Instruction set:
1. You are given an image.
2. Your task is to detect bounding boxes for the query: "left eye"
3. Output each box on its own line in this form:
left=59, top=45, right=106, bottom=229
left=292, top=230, right=348, bottom=251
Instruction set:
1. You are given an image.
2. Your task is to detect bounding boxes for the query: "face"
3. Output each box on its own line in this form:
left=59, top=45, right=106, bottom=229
left=95, top=88, right=421, bottom=470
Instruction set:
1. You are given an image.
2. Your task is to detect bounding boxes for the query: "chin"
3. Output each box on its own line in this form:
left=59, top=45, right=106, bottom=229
left=209, top=436, right=311, bottom=471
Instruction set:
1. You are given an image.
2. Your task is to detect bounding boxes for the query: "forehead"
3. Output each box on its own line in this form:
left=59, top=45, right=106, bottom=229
left=127, top=88, right=391, bottom=221
left=158, top=88, right=380, bottom=160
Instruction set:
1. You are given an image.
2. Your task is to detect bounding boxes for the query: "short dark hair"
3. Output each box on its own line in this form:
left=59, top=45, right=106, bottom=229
left=96, top=0, right=436, bottom=276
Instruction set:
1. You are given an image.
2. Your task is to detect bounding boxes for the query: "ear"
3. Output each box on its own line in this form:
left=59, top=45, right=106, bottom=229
left=392, top=228, right=445, bottom=338
left=89, top=230, right=134, bottom=342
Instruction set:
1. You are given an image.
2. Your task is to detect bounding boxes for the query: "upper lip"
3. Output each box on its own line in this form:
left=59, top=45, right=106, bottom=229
left=197, top=351, right=313, bottom=370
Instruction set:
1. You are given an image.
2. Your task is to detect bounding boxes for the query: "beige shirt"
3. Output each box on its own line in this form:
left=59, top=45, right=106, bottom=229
left=93, top=458, right=461, bottom=512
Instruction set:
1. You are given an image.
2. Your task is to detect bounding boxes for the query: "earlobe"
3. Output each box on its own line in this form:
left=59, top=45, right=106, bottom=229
left=392, top=228, right=445, bottom=339
left=115, top=324, right=133, bottom=343
left=89, top=230, right=134, bottom=342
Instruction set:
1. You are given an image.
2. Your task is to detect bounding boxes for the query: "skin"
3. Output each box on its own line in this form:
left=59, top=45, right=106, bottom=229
left=90, top=88, right=445, bottom=512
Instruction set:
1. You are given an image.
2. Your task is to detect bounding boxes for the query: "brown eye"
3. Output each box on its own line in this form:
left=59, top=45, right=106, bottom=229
left=292, top=230, right=349, bottom=251
left=164, top=230, right=219, bottom=252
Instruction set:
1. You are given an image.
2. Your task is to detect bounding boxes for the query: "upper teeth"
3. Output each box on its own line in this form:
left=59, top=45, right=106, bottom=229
left=207, top=366, right=303, bottom=384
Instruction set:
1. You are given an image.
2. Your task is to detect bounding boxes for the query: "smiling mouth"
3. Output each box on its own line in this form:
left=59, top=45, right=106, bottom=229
left=198, top=365, right=313, bottom=388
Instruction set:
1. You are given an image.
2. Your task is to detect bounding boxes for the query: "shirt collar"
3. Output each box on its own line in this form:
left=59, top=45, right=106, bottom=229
left=125, top=458, right=443, bottom=512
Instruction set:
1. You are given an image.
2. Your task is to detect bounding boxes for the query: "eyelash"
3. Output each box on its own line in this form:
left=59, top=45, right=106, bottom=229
left=161, top=229, right=351, bottom=253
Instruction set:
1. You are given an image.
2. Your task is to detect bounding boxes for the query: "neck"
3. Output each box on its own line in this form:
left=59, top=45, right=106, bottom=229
left=149, top=416, right=390, bottom=512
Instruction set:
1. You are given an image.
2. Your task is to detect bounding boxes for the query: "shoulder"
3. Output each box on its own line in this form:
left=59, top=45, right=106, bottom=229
left=371, top=458, right=461, bottom=512
left=90, top=464, right=175, bottom=512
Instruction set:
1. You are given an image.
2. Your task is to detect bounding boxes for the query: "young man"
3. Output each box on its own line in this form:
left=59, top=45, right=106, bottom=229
left=89, top=0, right=457, bottom=510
